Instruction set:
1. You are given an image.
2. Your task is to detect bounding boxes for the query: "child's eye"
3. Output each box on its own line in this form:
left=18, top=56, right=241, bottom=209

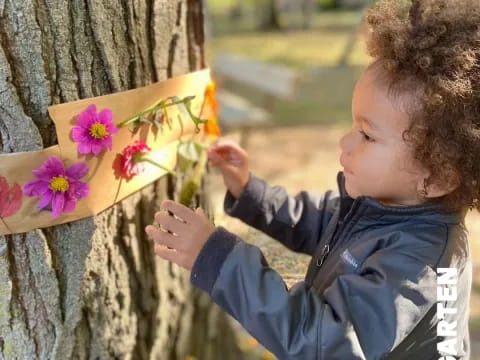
left=359, top=130, right=374, bottom=142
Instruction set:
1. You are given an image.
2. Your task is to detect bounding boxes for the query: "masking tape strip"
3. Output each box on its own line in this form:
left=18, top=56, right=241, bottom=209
left=0, top=68, right=213, bottom=236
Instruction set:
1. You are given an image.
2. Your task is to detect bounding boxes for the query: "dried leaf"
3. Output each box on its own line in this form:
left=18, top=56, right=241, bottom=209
left=128, top=119, right=140, bottom=133
left=139, top=115, right=150, bottom=123
left=163, top=108, right=172, bottom=131
left=0, top=176, right=22, bottom=218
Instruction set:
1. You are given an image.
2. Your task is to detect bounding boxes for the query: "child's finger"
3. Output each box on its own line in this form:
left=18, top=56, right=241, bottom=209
left=146, top=224, right=177, bottom=250
left=209, top=142, right=243, bottom=156
left=154, top=243, right=179, bottom=262
left=207, top=147, right=228, bottom=160
left=161, top=199, right=196, bottom=224
left=208, top=158, right=220, bottom=168
left=154, top=210, right=186, bottom=235
left=208, top=150, right=236, bottom=171
left=207, top=150, right=222, bottom=161
left=209, top=146, right=244, bottom=164
left=208, top=150, right=229, bottom=167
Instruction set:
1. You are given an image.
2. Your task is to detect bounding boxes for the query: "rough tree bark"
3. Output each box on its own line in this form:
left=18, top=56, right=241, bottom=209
left=0, top=1, right=239, bottom=359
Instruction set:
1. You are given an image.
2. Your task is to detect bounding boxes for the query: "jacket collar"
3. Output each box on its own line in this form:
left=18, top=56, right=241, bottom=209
left=336, top=171, right=466, bottom=225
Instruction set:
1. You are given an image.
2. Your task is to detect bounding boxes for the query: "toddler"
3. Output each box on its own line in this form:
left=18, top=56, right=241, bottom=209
left=146, top=0, right=479, bottom=358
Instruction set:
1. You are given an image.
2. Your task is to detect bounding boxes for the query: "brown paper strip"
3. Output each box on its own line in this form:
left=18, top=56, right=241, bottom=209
left=0, top=69, right=213, bottom=236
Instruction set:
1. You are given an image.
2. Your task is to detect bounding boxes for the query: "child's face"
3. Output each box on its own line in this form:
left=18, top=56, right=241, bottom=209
left=339, top=68, right=428, bottom=207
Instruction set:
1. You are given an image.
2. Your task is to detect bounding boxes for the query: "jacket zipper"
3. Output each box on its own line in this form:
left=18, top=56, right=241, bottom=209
left=316, top=244, right=330, bottom=267
left=316, top=202, right=359, bottom=267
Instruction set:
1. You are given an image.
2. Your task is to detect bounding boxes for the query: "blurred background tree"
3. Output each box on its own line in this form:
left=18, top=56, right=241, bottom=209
left=258, top=0, right=282, bottom=30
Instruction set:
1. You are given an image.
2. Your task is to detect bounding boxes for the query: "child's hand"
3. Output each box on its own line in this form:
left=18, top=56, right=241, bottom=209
left=145, top=200, right=215, bottom=271
left=207, top=139, right=250, bottom=199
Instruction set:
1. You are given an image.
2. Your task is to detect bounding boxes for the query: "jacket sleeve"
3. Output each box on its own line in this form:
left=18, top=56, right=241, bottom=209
left=190, top=227, right=438, bottom=360
left=223, top=171, right=339, bottom=256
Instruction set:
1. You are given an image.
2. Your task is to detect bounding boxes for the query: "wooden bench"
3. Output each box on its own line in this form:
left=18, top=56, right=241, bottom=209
left=213, top=52, right=299, bottom=148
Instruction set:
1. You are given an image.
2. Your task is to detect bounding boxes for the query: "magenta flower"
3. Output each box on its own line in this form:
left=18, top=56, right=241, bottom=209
left=71, top=104, right=119, bottom=156
left=23, top=156, right=90, bottom=218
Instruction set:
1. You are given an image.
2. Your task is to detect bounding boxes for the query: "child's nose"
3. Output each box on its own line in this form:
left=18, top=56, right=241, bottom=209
left=339, top=131, right=352, bottom=153
left=339, top=129, right=360, bottom=154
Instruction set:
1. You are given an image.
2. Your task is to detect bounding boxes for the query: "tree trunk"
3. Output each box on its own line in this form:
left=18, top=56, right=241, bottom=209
left=337, top=0, right=372, bottom=67
left=258, top=0, right=282, bottom=31
left=301, top=0, right=316, bottom=29
left=0, top=1, right=239, bottom=359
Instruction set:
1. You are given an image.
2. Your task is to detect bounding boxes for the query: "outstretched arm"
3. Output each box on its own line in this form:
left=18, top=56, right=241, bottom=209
left=224, top=171, right=339, bottom=256
left=208, top=140, right=339, bottom=256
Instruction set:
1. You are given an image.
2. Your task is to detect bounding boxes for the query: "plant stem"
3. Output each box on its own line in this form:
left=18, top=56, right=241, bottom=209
left=139, top=156, right=176, bottom=176
left=118, top=97, right=193, bottom=128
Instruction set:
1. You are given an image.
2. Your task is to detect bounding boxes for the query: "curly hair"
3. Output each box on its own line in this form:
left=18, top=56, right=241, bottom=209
left=363, top=0, right=480, bottom=213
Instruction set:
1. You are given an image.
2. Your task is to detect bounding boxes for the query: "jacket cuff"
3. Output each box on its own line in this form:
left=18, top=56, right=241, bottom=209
left=224, top=172, right=266, bottom=218
left=190, top=226, right=241, bottom=294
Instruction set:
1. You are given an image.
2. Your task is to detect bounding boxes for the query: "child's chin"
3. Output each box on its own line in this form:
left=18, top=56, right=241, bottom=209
left=343, top=180, right=357, bottom=198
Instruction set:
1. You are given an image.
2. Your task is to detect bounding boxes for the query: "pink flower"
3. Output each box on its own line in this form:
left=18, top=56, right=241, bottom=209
left=113, top=140, right=175, bottom=180
left=23, top=156, right=90, bottom=218
left=71, top=104, right=119, bottom=156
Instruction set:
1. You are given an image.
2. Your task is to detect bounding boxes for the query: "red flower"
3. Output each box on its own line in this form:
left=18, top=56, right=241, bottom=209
left=113, top=140, right=175, bottom=181
left=113, top=141, right=151, bottom=180
left=0, top=176, right=22, bottom=218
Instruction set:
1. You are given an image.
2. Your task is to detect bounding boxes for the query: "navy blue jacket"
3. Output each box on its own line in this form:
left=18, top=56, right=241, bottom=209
left=190, top=171, right=472, bottom=359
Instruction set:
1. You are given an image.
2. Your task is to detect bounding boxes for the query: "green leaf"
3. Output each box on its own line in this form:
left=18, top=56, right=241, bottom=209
left=183, top=95, right=196, bottom=103
left=176, top=154, right=193, bottom=174
left=179, top=180, right=198, bottom=207
left=173, top=95, right=209, bottom=133
left=175, top=97, right=191, bottom=119
left=176, top=141, right=203, bottom=172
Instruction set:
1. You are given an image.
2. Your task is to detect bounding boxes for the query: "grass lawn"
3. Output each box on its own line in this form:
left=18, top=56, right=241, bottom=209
left=208, top=29, right=370, bottom=69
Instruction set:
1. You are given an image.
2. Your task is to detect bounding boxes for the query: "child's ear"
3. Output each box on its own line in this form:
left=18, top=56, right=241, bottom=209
left=418, top=169, right=460, bottom=199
